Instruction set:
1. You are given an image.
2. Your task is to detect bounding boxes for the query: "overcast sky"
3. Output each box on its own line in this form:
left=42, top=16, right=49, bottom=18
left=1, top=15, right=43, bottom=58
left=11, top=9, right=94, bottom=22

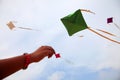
left=0, top=0, right=120, bottom=80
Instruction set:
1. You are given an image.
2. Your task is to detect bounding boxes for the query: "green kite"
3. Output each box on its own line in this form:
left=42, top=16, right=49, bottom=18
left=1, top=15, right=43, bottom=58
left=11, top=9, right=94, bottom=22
left=61, top=9, right=120, bottom=44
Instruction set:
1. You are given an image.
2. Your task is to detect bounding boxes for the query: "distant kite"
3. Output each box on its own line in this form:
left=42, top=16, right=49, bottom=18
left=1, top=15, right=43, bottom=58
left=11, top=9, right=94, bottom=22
left=7, top=21, right=40, bottom=31
left=61, top=9, right=120, bottom=44
left=107, top=17, right=120, bottom=32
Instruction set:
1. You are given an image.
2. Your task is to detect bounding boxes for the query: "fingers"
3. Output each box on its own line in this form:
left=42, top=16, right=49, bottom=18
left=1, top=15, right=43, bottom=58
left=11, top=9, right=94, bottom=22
left=48, top=52, right=54, bottom=58
left=47, top=46, right=55, bottom=58
left=41, top=46, right=55, bottom=58
left=30, top=46, right=56, bottom=62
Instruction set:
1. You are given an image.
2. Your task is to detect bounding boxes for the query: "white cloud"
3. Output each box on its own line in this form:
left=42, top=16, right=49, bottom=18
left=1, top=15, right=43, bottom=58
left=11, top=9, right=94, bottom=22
left=96, top=44, right=120, bottom=70
left=47, top=71, right=65, bottom=80
left=98, top=69, right=120, bottom=80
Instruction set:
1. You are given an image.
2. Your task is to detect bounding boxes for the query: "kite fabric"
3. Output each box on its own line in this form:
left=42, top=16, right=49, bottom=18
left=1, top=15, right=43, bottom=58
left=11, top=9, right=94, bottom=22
left=7, top=21, right=15, bottom=30
left=61, top=9, right=120, bottom=44
left=55, top=53, right=61, bottom=58
left=107, top=17, right=113, bottom=23
left=6, top=21, right=40, bottom=31
left=61, top=9, right=88, bottom=36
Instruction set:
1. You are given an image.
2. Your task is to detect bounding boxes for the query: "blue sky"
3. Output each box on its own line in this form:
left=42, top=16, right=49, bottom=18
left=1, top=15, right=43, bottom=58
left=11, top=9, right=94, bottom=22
left=0, top=0, right=120, bottom=80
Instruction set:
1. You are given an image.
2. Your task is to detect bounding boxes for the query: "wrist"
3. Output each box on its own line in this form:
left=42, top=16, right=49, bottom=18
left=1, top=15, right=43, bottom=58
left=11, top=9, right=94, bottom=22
left=29, top=53, right=36, bottom=63
left=30, top=52, right=46, bottom=62
left=23, top=53, right=31, bottom=69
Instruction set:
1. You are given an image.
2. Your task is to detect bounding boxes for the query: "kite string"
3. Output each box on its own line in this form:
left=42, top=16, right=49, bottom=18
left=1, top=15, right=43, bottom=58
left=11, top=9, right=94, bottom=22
left=88, top=27, right=120, bottom=44
left=18, top=27, right=40, bottom=31
left=113, top=23, right=120, bottom=31
left=55, top=53, right=74, bottom=65
left=18, top=27, right=32, bottom=30
left=61, top=57, right=74, bottom=65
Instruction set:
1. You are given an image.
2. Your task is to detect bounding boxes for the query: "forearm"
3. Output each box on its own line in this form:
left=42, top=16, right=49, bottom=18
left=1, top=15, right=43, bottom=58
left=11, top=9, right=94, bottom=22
left=0, top=46, right=55, bottom=79
left=0, top=54, right=28, bottom=79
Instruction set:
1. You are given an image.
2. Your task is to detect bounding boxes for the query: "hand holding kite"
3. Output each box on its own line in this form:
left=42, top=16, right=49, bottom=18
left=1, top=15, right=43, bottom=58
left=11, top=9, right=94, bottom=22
left=31, top=46, right=55, bottom=62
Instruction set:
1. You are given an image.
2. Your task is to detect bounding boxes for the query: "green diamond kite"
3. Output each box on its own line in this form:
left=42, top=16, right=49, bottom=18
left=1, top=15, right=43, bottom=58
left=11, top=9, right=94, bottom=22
left=61, top=9, right=88, bottom=36
left=60, top=9, right=120, bottom=44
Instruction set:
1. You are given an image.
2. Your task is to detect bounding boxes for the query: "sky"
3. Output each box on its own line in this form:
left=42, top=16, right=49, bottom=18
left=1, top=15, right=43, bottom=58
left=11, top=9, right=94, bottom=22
left=0, top=0, right=120, bottom=80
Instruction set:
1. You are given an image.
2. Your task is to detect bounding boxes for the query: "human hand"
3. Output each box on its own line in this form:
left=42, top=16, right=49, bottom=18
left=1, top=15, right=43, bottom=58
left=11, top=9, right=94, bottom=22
left=30, top=46, right=55, bottom=62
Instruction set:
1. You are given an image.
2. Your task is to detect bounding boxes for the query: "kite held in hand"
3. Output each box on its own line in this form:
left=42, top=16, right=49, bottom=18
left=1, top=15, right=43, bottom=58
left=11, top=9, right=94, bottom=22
left=55, top=53, right=61, bottom=58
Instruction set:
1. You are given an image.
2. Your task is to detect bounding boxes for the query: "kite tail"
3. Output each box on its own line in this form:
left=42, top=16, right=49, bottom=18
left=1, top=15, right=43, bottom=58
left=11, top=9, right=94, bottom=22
left=113, top=23, right=120, bottom=31
left=62, top=58, right=74, bottom=65
left=18, top=27, right=32, bottom=30
left=96, top=29, right=116, bottom=36
left=88, top=27, right=120, bottom=44
left=80, top=9, right=95, bottom=14
left=18, top=27, right=40, bottom=31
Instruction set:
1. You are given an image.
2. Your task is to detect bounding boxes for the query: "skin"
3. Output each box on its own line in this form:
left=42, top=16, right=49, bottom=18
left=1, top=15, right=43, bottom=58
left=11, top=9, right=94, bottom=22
left=0, top=46, right=55, bottom=79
